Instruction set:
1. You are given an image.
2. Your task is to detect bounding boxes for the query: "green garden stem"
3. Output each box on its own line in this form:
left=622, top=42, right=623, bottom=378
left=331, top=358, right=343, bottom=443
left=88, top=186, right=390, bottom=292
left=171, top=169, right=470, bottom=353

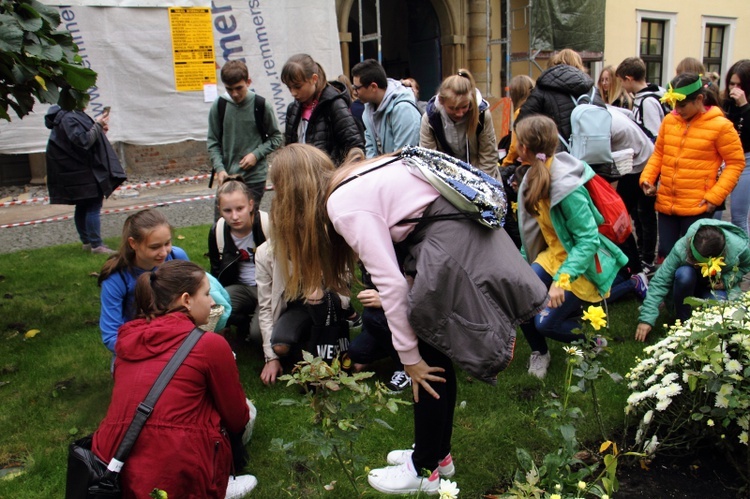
left=590, top=381, right=607, bottom=441
left=333, top=444, right=360, bottom=496
left=562, top=360, right=575, bottom=413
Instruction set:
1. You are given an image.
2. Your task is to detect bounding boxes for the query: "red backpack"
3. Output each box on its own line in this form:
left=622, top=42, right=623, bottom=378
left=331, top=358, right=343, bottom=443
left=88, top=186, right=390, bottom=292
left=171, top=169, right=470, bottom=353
left=584, top=174, right=631, bottom=244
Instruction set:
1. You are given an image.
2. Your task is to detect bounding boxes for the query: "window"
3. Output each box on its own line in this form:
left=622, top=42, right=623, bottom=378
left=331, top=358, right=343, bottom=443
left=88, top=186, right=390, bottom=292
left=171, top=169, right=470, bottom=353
left=636, top=11, right=676, bottom=86
left=703, top=25, right=725, bottom=76
left=640, top=20, right=665, bottom=86
left=701, top=17, right=737, bottom=84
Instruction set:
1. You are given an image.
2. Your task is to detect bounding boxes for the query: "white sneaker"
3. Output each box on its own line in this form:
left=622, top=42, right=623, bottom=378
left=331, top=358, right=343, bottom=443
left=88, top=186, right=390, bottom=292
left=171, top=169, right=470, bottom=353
left=225, top=474, right=258, bottom=498
left=528, top=351, right=551, bottom=379
left=368, top=459, right=439, bottom=495
left=387, top=449, right=455, bottom=478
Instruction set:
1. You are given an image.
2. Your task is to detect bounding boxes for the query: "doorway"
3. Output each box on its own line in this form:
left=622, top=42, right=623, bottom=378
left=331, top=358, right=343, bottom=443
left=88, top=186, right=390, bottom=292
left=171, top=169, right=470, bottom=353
left=346, top=0, right=442, bottom=99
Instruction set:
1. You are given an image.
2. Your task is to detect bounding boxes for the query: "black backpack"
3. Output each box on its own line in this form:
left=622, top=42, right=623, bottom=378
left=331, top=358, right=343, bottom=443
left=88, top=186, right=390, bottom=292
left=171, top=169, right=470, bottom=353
left=633, top=93, right=670, bottom=143
left=209, top=95, right=268, bottom=188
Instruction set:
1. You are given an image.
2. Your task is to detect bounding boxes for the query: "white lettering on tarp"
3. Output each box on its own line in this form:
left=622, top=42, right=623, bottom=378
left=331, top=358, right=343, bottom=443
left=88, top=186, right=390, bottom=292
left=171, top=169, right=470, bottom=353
left=59, top=6, right=104, bottom=115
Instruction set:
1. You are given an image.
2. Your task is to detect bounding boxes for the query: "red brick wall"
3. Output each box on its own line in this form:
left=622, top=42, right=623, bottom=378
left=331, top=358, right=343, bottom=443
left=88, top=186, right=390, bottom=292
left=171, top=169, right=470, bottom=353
left=122, top=140, right=210, bottom=177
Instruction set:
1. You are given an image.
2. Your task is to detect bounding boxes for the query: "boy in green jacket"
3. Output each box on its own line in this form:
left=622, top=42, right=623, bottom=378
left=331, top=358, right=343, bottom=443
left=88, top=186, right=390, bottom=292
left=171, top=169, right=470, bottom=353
left=636, top=219, right=750, bottom=341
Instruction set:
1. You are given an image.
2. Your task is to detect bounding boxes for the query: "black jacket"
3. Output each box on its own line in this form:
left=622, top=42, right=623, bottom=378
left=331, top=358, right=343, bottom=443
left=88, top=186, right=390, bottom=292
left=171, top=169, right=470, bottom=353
left=724, top=100, right=750, bottom=153
left=208, top=212, right=267, bottom=287
left=44, top=106, right=126, bottom=204
left=516, top=64, right=604, bottom=144
left=284, top=84, right=365, bottom=164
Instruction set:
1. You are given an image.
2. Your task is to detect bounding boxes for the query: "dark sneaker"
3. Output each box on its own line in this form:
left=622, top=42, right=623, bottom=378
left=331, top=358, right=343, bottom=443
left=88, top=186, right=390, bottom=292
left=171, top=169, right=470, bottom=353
left=387, top=370, right=412, bottom=392
left=641, top=260, right=657, bottom=277
left=347, top=312, right=363, bottom=329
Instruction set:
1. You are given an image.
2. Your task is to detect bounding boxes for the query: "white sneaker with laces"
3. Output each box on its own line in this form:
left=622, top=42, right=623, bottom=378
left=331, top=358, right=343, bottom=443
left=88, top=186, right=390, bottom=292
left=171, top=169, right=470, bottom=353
left=368, top=459, right=439, bottom=495
left=386, top=449, right=455, bottom=478
left=528, top=351, right=551, bottom=379
left=225, top=474, right=258, bottom=498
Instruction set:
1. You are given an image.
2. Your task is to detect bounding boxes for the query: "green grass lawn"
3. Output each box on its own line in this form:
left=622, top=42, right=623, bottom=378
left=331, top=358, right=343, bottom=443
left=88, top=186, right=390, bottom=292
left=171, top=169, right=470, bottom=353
left=0, top=224, right=667, bottom=498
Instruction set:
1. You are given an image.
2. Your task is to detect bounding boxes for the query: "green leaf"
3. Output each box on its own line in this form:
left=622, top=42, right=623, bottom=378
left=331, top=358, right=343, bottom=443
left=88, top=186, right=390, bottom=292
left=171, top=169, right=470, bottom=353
left=30, top=0, right=61, bottom=27
left=14, top=14, right=42, bottom=32
left=372, top=418, right=394, bottom=430
left=516, top=447, right=534, bottom=471
left=0, top=15, right=23, bottom=52
left=57, top=62, right=96, bottom=91
left=68, top=427, right=78, bottom=435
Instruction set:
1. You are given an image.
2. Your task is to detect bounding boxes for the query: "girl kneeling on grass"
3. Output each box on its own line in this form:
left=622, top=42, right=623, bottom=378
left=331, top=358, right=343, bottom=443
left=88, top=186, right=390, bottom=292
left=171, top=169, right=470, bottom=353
left=92, top=260, right=256, bottom=498
left=269, top=143, right=547, bottom=495
left=208, top=177, right=268, bottom=343
left=98, top=209, right=189, bottom=353
left=516, top=115, right=628, bottom=380
left=635, top=219, right=750, bottom=342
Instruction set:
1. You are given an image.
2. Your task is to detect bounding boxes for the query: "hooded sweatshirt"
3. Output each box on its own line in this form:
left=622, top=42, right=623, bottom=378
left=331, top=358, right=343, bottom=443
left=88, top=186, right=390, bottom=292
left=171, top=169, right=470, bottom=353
left=518, top=153, right=628, bottom=298
left=362, top=78, right=421, bottom=157
left=93, top=313, right=249, bottom=498
left=638, top=219, right=750, bottom=326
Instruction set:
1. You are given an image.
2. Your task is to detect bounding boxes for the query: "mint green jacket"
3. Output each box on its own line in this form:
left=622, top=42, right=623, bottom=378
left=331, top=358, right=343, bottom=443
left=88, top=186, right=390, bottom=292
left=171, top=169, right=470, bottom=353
left=639, top=219, right=750, bottom=326
left=518, top=153, right=629, bottom=298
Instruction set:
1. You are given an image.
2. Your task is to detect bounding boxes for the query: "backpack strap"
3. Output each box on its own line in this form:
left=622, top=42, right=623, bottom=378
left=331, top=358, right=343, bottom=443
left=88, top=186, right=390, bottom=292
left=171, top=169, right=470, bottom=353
left=217, top=97, right=228, bottom=144
left=252, top=211, right=268, bottom=247
left=216, top=218, right=226, bottom=258
left=254, top=95, right=268, bottom=141
left=427, top=107, right=458, bottom=158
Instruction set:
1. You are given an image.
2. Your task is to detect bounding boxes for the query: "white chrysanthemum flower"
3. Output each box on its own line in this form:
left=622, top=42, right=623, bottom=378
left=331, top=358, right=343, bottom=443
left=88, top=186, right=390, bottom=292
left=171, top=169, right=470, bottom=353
left=577, top=481, right=586, bottom=490
left=656, top=398, right=672, bottom=411
left=662, top=372, right=679, bottom=384
left=643, top=410, right=653, bottom=425
left=563, top=346, right=584, bottom=358
left=645, top=374, right=658, bottom=386
left=438, top=479, right=460, bottom=499
left=725, top=359, right=742, bottom=373
left=707, top=419, right=715, bottom=427
left=635, top=428, right=643, bottom=444
left=628, top=381, right=639, bottom=390
left=644, top=435, right=659, bottom=455
left=654, top=365, right=666, bottom=375
left=739, top=432, right=748, bottom=446
left=656, top=383, right=681, bottom=400
left=738, top=415, right=749, bottom=430
left=715, top=394, right=730, bottom=408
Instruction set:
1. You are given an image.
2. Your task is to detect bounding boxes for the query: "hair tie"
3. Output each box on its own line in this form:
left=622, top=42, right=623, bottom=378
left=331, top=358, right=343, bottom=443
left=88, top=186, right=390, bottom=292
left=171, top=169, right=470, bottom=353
left=150, top=272, right=157, bottom=283
left=535, top=153, right=547, bottom=161
left=457, top=70, right=469, bottom=78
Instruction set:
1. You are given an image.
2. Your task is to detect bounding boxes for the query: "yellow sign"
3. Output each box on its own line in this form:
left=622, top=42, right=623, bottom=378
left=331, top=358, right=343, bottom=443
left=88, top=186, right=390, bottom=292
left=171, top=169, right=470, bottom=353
left=168, top=7, right=216, bottom=92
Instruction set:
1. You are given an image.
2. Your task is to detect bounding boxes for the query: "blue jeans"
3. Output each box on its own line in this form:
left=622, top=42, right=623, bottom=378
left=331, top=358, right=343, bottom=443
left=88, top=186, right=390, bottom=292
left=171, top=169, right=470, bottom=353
left=673, top=265, right=728, bottom=322
left=519, top=263, right=585, bottom=354
left=607, top=269, right=635, bottom=303
left=658, top=212, right=710, bottom=259
left=730, top=152, right=750, bottom=235
left=348, top=307, right=401, bottom=367
left=74, top=197, right=103, bottom=247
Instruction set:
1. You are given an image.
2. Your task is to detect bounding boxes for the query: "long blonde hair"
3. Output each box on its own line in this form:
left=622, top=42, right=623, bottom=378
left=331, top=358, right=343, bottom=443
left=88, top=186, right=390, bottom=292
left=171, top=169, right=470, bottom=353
left=548, top=49, right=585, bottom=71
left=438, top=68, right=480, bottom=135
left=268, top=144, right=356, bottom=299
left=598, top=65, right=632, bottom=108
left=515, top=115, right=558, bottom=216
left=509, top=74, right=535, bottom=110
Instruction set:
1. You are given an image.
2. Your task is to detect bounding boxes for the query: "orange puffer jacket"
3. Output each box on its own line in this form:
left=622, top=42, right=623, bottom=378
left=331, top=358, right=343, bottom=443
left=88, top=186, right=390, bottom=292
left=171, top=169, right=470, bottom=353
left=640, top=106, right=744, bottom=216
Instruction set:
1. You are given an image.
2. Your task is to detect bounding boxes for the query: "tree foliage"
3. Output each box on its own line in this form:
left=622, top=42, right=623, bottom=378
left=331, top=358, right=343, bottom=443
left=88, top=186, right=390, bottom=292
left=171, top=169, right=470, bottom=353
left=0, top=0, right=97, bottom=121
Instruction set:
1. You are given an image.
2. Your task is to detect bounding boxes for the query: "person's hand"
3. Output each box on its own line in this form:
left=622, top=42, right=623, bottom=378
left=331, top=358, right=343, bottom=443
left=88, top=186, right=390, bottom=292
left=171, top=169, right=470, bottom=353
left=404, top=359, right=446, bottom=403
left=730, top=86, right=748, bottom=107
left=217, top=170, right=229, bottom=185
left=357, top=289, right=382, bottom=308
left=239, top=152, right=257, bottom=170
left=699, top=199, right=718, bottom=214
left=548, top=284, right=566, bottom=308
left=260, top=359, right=283, bottom=385
left=635, top=323, right=652, bottom=342
left=641, top=181, right=657, bottom=196
left=712, top=280, right=725, bottom=290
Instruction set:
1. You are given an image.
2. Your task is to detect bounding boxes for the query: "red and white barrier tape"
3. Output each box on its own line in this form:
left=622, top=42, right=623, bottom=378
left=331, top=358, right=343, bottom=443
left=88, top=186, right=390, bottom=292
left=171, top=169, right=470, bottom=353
left=0, top=194, right=215, bottom=229
left=0, top=174, right=211, bottom=208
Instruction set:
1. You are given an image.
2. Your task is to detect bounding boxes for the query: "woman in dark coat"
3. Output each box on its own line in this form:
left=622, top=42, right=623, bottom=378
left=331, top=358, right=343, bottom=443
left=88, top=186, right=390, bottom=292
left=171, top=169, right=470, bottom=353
left=44, top=105, right=126, bottom=253
left=281, top=54, right=365, bottom=165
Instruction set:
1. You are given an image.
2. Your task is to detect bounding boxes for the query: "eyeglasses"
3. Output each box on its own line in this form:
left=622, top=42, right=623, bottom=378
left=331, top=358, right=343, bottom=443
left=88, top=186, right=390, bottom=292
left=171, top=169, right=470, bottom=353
left=352, top=83, right=365, bottom=92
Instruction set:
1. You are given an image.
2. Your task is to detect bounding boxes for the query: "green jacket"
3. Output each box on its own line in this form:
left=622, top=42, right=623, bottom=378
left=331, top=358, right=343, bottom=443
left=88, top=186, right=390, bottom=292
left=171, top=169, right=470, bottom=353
left=639, top=219, right=750, bottom=326
left=206, top=92, right=283, bottom=184
left=519, top=153, right=628, bottom=298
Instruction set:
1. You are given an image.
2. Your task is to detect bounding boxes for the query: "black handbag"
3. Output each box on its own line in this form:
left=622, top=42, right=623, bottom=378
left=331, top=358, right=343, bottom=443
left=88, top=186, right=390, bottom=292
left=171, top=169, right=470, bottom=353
left=309, top=292, right=350, bottom=364
left=65, top=327, right=204, bottom=499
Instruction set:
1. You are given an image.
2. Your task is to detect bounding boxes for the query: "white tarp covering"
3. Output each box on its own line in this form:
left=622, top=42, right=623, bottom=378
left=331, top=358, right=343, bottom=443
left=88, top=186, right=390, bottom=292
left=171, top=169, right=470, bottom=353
left=0, top=0, right=342, bottom=154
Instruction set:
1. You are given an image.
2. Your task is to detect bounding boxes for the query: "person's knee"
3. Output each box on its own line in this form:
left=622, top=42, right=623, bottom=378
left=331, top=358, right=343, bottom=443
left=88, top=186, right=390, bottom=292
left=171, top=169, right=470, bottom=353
left=273, top=343, right=290, bottom=356
left=674, top=266, right=697, bottom=288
